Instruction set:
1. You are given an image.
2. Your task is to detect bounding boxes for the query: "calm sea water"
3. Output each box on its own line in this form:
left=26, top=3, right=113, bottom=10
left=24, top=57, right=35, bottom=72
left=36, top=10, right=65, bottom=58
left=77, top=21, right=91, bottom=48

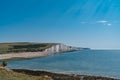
left=7, top=50, right=120, bottom=79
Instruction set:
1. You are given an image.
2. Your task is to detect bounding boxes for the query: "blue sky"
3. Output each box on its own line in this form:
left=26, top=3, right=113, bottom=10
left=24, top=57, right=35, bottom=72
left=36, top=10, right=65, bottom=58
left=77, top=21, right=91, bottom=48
left=0, top=0, right=120, bottom=49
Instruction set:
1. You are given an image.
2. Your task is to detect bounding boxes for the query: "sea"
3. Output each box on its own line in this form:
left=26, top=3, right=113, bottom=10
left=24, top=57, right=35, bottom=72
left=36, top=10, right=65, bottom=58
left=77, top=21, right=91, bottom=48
left=7, top=50, right=120, bottom=79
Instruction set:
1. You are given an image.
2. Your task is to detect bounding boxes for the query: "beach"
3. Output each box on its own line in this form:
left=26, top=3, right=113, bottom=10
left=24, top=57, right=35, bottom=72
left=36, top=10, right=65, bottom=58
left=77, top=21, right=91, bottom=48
left=0, top=51, right=53, bottom=60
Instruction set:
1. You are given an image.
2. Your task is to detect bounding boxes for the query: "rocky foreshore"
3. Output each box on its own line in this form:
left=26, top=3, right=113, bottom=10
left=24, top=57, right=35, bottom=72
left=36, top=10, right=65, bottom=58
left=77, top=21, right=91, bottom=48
left=12, top=69, right=118, bottom=80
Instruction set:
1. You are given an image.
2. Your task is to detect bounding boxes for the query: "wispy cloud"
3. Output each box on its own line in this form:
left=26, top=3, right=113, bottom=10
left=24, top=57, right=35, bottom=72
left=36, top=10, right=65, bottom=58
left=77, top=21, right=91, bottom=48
left=97, top=20, right=112, bottom=26
left=80, top=20, right=112, bottom=26
left=107, top=23, right=112, bottom=26
left=97, top=20, right=108, bottom=24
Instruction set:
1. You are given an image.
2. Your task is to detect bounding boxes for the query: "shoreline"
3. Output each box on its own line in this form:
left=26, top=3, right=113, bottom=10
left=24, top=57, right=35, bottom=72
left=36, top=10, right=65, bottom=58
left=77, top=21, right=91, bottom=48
left=0, top=51, right=55, bottom=60
left=12, top=69, right=118, bottom=80
left=0, top=50, right=79, bottom=60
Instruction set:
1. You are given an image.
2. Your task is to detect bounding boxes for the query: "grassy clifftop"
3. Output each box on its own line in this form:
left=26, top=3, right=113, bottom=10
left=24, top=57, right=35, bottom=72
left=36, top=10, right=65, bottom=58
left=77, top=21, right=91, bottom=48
left=0, top=68, right=53, bottom=80
left=0, top=42, right=57, bottom=54
left=12, top=69, right=117, bottom=80
left=0, top=67, right=115, bottom=80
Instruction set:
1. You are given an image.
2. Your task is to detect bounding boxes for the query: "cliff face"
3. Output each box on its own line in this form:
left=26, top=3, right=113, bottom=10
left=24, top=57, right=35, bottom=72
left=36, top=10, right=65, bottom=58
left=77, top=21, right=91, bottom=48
left=45, top=44, right=80, bottom=53
left=0, top=42, right=89, bottom=54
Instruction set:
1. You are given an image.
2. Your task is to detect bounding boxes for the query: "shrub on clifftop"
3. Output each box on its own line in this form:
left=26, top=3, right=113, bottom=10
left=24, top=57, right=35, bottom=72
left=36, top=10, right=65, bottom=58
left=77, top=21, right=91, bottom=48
left=2, top=61, right=8, bottom=67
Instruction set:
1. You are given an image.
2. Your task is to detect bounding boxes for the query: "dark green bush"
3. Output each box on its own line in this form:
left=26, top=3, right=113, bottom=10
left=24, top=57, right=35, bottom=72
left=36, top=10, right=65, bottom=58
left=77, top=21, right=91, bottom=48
left=2, top=61, right=8, bottom=67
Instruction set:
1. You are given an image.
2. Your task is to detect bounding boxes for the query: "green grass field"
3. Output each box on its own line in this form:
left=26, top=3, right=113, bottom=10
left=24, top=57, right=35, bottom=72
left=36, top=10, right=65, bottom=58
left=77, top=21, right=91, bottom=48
left=0, top=42, right=57, bottom=54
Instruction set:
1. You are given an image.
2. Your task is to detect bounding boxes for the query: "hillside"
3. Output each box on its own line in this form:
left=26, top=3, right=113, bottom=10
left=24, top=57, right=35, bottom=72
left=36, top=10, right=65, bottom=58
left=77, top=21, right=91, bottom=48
left=0, top=67, right=53, bottom=80
left=0, top=42, right=82, bottom=60
left=0, top=42, right=57, bottom=54
left=0, top=67, right=115, bottom=80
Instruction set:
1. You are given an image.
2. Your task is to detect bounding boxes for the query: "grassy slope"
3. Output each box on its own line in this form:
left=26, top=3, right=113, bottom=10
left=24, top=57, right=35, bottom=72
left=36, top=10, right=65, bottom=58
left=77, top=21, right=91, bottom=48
left=0, top=68, right=53, bottom=80
left=0, top=68, right=116, bottom=80
left=0, top=42, right=57, bottom=54
left=12, top=69, right=116, bottom=80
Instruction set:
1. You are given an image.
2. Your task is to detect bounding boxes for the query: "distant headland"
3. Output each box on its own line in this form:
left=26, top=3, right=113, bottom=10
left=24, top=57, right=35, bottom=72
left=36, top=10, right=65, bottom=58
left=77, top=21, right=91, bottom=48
left=0, top=42, right=90, bottom=60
